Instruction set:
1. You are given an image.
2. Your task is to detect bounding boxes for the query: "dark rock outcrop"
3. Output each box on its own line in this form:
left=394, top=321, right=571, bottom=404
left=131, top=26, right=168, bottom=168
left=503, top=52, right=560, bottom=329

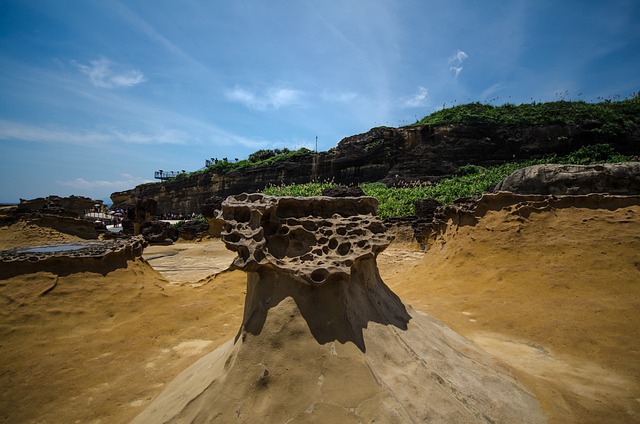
left=412, top=198, right=442, bottom=246
left=200, top=196, right=224, bottom=218
left=321, top=185, right=366, bottom=197
left=18, top=195, right=100, bottom=218
left=111, top=122, right=640, bottom=214
left=494, top=162, right=640, bottom=195
left=140, top=221, right=175, bottom=244
left=122, top=198, right=157, bottom=236
left=178, top=220, right=209, bottom=241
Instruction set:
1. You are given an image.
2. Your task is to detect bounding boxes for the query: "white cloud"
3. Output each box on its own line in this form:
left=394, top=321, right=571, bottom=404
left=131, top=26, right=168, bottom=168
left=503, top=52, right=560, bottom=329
left=73, top=57, right=146, bottom=89
left=448, top=50, right=468, bottom=77
left=225, top=86, right=304, bottom=110
left=57, top=174, right=152, bottom=191
left=401, top=86, right=429, bottom=108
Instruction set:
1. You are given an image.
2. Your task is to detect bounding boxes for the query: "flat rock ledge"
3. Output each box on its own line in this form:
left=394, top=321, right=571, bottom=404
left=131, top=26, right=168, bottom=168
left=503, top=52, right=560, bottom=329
left=0, top=236, right=147, bottom=278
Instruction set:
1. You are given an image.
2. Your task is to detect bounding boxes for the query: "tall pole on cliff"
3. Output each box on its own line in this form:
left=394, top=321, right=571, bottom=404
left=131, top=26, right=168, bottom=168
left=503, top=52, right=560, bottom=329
left=315, top=135, right=318, bottom=154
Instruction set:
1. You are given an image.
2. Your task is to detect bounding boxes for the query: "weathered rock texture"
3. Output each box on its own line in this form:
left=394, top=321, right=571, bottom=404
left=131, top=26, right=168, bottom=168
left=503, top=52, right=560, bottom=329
left=200, top=196, right=225, bottom=237
left=220, top=193, right=391, bottom=286
left=133, top=194, right=546, bottom=424
left=17, top=195, right=100, bottom=218
left=140, top=221, right=175, bottom=244
left=20, top=214, right=98, bottom=240
left=2, top=196, right=103, bottom=240
left=111, top=122, right=640, bottom=214
left=0, top=236, right=147, bottom=279
left=494, top=162, right=640, bottom=195
left=428, top=192, right=640, bottom=245
left=121, top=198, right=157, bottom=236
left=178, top=220, right=209, bottom=241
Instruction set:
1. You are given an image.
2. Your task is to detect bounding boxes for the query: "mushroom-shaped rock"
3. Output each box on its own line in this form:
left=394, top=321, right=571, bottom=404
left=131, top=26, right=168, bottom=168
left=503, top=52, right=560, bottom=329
left=220, top=193, right=392, bottom=285
left=132, top=194, right=547, bottom=424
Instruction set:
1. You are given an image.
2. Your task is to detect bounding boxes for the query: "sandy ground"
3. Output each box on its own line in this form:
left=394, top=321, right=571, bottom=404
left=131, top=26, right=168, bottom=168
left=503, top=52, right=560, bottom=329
left=0, top=204, right=639, bottom=423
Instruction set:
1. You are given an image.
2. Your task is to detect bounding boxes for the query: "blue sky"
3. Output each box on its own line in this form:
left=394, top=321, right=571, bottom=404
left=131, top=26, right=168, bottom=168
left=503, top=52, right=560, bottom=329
left=1, top=0, right=638, bottom=204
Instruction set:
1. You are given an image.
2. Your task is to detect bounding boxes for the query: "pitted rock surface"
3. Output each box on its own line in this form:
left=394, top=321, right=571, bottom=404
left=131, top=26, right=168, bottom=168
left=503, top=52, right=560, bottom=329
left=220, top=193, right=392, bottom=285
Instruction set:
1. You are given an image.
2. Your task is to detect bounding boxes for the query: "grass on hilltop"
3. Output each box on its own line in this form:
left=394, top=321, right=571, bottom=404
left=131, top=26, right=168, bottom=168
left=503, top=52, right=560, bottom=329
left=414, top=96, right=640, bottom=133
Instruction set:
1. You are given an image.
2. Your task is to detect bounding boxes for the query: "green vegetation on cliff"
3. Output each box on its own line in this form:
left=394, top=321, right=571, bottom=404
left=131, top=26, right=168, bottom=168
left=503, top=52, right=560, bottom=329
left=263, top=144, right=634, bottom=218
left=163, top=147, right=313, bottom=181
left=415, top=96, right=640, bottom=131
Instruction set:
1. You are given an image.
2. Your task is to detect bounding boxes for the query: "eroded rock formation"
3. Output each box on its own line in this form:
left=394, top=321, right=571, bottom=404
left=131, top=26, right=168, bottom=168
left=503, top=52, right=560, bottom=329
left=220, top=193, right=391, bottom=286
left=140, top=221, right=175, bottom=244
left=133, top=194, right=546, bottom=424
left=121, top=198, right=157, bottom=236
left=494, top=162, right=640, bottom=195
left=427, top=192, right=640, bottom=246
left=17, top=195, right=100, bottom=218
left=0, top=236, right=147, bottom=279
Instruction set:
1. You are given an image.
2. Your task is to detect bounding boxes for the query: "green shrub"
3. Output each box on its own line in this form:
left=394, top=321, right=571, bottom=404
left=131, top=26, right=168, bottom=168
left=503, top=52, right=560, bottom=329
left=263, top=180, right=336, bottom=197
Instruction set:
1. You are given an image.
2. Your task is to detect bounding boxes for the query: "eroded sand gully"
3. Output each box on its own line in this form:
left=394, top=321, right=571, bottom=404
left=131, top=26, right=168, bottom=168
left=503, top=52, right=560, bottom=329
left=0, top=200, right=638, bottom=423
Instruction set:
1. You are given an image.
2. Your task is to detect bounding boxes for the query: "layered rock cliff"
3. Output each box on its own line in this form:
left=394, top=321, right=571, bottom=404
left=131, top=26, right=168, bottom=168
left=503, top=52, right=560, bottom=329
left=111, top=121, right=640, bottom=213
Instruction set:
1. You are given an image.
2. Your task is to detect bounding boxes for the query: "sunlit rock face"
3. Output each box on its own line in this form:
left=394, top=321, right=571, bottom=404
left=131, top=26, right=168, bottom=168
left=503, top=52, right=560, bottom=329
left=220, top=193, right=393, bottom=285
left=494, top=162, right=640, bottom=195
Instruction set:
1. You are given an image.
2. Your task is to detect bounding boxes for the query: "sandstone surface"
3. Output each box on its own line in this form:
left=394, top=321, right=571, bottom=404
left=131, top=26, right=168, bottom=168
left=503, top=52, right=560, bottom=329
left=1, top=194, right=639, bottom=424
left=494, top=162, right=640, bottom=195
left=0, top=236, right=147, bottom=279
left=133, top=194, right=546, bottom=423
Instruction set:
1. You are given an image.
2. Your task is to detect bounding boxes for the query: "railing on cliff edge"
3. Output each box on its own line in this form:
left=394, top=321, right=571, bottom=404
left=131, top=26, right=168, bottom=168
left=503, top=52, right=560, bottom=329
left=154, top=170, right=185, bottom=181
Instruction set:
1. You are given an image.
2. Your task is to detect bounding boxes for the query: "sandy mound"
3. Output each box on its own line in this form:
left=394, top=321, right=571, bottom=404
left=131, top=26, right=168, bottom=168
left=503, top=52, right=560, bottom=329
left=0, top=257, right=246, bottom=424
left=386, top=193, right=640, bottom=424
left=0, top=219, right=85, bottom=250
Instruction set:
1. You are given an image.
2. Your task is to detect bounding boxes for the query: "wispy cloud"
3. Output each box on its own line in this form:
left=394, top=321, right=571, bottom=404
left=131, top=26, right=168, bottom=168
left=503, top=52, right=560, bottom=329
left=481, top=83, right=505, bottom=100
left=72, top=57, right=146, bottom=89
left=448, top=50, right=468, bottom=78
left=321, top=91, right=358, bottom=104
left=0, top=120, right=186, bottom=145
left=401, top=86, right=429, bottom=108
left=57, top=173, right=152, bottom=191
left=225, top=86, right=304, bottom=110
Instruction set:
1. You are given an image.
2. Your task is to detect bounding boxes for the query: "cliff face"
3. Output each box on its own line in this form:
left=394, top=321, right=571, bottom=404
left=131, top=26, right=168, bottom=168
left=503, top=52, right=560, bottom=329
left=111, top=122, right=640, bottom=213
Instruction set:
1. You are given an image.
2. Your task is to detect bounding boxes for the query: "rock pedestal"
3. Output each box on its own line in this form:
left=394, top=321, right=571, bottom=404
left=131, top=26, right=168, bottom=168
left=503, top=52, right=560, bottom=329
left=220, top=193, right=404, bottom=350
left=132, top=194, right=546, bottom=424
